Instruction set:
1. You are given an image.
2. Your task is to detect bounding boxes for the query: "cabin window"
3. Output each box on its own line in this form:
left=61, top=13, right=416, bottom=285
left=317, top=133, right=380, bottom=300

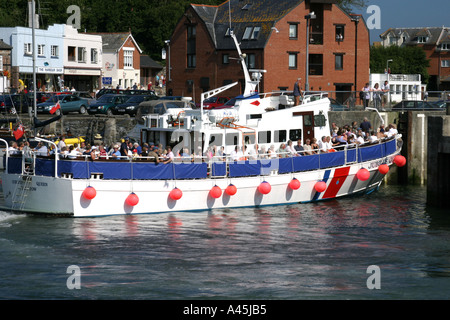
left=244, top=134, right=256, bottom=145
left=274, top=130, right=287, bottom=143
left=226, top=133, right=239, bottom=146
left=209, top=134, right=223, bottom=147
left=303, top=115, right=313, bottom=126
left=258, top=131, right=271, bottom=144
left=314, top=115, right=326, bottom=127
left=289, top=129, right=302, bottom=141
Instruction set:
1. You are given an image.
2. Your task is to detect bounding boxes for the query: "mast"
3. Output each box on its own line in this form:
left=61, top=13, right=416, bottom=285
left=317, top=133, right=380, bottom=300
left=31, top=0, right=37, bottom=133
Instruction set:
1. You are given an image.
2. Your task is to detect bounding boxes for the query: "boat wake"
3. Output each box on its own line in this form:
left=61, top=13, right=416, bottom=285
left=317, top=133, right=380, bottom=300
left=0, top=211, right=26, bottom=227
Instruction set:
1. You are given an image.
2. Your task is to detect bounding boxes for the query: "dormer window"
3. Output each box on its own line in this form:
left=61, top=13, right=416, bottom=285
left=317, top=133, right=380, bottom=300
left=440, top=43, right=450, bottom=50
left=417, top=36, right=428, bottom=43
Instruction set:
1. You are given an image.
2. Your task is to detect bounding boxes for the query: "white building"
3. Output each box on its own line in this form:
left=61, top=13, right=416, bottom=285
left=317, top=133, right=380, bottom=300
left=90, top=32, right=142, bottom=89
left=63, top=25, right=102, bottom=92
left=370, top=73, right=426, bottom=103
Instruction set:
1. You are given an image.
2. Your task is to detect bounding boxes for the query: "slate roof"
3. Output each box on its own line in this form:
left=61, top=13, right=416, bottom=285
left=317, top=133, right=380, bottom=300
left=140, top=55, right=163, bottom=70
left=0, top=39, right=12, bottom=50
left=380, top=27, right=450, bottom=46
left=191, top=0, right=305, bottom=50
left=89, top=32, right=142, bottom=53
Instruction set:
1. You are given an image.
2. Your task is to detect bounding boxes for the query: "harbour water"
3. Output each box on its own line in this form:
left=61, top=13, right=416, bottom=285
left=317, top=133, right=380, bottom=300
left=0, top=184, right=449, bottom=301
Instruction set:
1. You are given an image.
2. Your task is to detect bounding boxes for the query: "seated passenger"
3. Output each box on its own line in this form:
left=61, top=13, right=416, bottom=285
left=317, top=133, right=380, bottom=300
left=277, top=143, right=288, bottom=158
left=294, top=139, right=304, bottom=156
left=111, top=145, right=121, bottom=159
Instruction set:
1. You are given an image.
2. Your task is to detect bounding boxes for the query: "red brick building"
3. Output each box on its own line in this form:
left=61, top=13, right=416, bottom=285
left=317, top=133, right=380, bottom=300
left=380, top=27, right=450, bottom=91
left=167, top=0, right=370, bottom=103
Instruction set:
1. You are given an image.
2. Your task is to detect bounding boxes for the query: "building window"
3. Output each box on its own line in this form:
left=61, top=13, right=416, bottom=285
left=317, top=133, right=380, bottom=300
left=51, top=45, right=59, bottom=57
left=37, top=44, right=45, bottom=56
left=187, top=25, right=196, bottom=68
left=242, top=27, right=253, bottom=40
left=441, top=43, right=450, bottom=50
left=309, top=54, right=323, bottom=75
left=77, top=47, right=86, bottom=63
left=24, top=43, right=32, bottom=55
left=124, top=50, right=133, bottom=68
left=251, top=27, right=261, bottom=40
left=335, top=25, right=345, bottom=42
left=289, top=24, right=298, bottom=39
left=222, top=54, right=229, bottom=64
left=417, top=36, right=428, bottom=43
left=91, top=48, right=98, bottom=64
left=442, top=60, right=450, bottom=68
left=245, top=53, right=255, bottom=69
left=288, top=52, right=298, bottom=69
left=335, top=53, right=344, bottom=70
left=68, top=46, right=76, bottom=61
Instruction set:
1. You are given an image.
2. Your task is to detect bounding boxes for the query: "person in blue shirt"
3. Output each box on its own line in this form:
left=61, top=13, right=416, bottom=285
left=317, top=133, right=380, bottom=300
left=293, top=78, right=303, bottom=106
left=111, top=145, right=121, bottom=159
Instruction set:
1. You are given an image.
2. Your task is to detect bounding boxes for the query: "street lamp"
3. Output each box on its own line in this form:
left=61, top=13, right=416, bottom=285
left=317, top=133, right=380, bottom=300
left=305, top=11, right=316, bottom=92
left=386, top=59, right=393, bottom=105
left=165, top=40, right=172, bottom=82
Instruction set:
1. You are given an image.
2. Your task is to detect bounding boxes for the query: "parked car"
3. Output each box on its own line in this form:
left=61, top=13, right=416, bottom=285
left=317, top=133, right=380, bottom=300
left=391, top=100, right=441, bottom=110
left=328, top=98, right=348, bottom=111
left=87, top=94, right=131, bottom=115
left=0, top=94, right=32, bottom=113
left=72, top=91, right=94, bottom=105
left=111, top=95, right=159, bottom=116
left=197, top=96, right=231, bottom=110
left=135, top=99, right=195, bottom=123
left=95, top=88, right=126, bottom=99
left=36, top=94, right=89, bottom=115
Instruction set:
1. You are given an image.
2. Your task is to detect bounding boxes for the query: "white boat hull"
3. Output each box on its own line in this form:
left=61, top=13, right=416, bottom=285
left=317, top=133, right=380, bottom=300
left=1, top=155, right=396, bottom=217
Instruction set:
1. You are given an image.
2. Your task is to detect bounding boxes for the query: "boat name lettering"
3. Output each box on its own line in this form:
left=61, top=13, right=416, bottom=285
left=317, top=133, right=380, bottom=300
left=36, top=182, right=48, bottom=187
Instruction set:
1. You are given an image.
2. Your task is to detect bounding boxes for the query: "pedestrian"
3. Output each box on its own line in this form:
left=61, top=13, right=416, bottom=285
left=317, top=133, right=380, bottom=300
left=381, top=80, right=389, bottom=108
left=293, top=78, right=303, bottom=106
left=361, top=83, right=371, bottom=109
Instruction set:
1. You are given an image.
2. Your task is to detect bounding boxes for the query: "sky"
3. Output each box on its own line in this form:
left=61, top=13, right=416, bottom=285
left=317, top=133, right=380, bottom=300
left=353, top=0, right=450, bottom=43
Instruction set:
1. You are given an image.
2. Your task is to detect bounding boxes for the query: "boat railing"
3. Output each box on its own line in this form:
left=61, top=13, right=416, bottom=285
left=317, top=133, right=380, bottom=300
left=4, top=135, right=401, bottom=180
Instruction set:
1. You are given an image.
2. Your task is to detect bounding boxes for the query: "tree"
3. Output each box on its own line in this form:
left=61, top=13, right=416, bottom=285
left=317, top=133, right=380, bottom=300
left=370, top=45, right=430, bottom=84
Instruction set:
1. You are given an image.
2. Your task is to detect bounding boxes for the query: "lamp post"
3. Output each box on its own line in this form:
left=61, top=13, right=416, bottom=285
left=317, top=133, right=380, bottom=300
left=352, top=15, right=360, bottom=101
left=304, top=11, right=316, bottom=92
left=386, top=59, right=393, bottom=105
left=165, top=40, right=171, bottom=82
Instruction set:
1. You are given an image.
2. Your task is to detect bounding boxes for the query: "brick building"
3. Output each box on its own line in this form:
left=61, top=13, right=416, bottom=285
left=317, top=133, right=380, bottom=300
left=380, top=27, right=450, bottom=91
left=167, top=0, right=370, bottom=103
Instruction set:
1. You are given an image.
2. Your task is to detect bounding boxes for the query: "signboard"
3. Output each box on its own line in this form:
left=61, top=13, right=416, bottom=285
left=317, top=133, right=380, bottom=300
left=102, top=77, right=112, bottom=85
left=37, top=67, right=63, bottom=74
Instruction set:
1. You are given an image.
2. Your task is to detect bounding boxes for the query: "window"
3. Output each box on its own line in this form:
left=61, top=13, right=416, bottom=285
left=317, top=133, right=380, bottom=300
left=289, top=24, right=298, bottom=39
left=37, top=44, right=45, bottom=56
left=289, top=129, right=302, bottom=141
left=124, top=50, right=133, bottom=68
left=309, top=54, right=323, bottom=75
left=226, top=133, right=239, bottom=146
left=51, top=45, right=59, bottom=57
left=442, top=60, right=450, bottom=68
left=417, top=36, right=428, bottom=43
left=24, top=43, right=32, bottom=55
left=77, top=47, right=86, bottom=63
left=91, top=48, right=98, bottom=64
left=258, top=131, right=271, bottom=144
left=187, top=25, right=196, bottom=68
left=250, top=27, right=260, bottom=40
left=274, top=130, right=287, bottom=143
left=68, top=46, right=76, bottom=61
left=242, top=27, right=253, bottom=40
left=242, top=27, right=261, bottom=40
left=335, top=53, right=344, bottom=70
left=288, top=52, right=298, bottom=69
left=0, top=56, right=2, bottom=72
left=335, top=25, right=345, bottom=42
left=441, top=43, right=450, bottom=50
left=222, top=54, right=229, bottom=64
left=245, top=53, right=255, bottom=69
left=209, top=134, right=223, bottom=147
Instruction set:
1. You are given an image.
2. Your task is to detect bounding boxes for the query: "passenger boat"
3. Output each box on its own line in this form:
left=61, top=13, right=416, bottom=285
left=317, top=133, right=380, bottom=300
left=0, top=30, right=405, bottom=217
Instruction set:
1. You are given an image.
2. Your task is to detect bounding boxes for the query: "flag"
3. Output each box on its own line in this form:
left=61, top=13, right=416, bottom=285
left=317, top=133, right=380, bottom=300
left=13, top=124, right=24, bottom=140
left=50, top=100, right=61, bottom=114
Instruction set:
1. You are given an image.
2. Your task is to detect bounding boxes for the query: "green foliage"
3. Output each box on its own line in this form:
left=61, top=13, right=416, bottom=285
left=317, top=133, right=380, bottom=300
left=0, top=0, right=223, bottom=60
left=370, top=45, right=430, bottom=83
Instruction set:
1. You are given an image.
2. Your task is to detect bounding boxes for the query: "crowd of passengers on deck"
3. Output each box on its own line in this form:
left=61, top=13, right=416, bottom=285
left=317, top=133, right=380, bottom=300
left=6, top=117, right=398, bottom=164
